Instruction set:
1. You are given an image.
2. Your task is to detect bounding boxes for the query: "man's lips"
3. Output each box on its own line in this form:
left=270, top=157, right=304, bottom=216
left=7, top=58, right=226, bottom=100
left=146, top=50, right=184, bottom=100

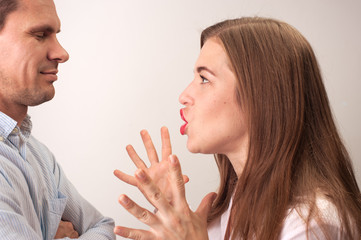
left=180, top=109, right=188, bottom=135
left=40, top=69, right=58, bottom=81
left=40, top=69, right=58, bottom=74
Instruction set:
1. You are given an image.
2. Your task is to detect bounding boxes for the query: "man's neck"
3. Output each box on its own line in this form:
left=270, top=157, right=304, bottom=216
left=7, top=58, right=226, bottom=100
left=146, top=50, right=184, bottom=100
left=0, top=104, right=28, bottom=126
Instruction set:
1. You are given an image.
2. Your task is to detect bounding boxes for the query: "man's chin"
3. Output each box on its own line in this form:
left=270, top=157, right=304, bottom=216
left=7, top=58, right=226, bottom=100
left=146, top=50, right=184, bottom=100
left=27, top=92, right=55, bottom=106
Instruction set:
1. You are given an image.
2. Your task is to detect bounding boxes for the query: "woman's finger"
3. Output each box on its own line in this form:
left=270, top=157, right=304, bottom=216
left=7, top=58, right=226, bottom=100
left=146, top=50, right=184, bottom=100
left=114, top=226, right=156, bottom=240
left=118, top=194, right=160, bottom=226
left=126, top=144, right=147, bottom=169
left=113, top=169, right=137, bottom=186
left=135, top=169, right=172, bottom=214
left=160, top=126, right=172, bottom=162
left=168, top=155, right=188, bottom=210
left=140, top=130, right=159, bottom=165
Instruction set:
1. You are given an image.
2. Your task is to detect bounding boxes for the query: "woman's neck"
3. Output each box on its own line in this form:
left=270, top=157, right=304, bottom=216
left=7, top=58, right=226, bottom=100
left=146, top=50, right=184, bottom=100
left=225, top=138, right=249, bottom=177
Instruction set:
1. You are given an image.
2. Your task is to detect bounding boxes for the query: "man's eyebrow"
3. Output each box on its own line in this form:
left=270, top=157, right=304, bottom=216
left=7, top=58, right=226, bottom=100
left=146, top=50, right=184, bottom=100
left=195, top=66, right=216, bottom=76
left=29, top=24, right=61, bottom=33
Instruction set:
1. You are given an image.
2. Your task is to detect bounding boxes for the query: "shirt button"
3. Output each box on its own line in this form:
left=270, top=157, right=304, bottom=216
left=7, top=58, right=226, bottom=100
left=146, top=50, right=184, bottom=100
left=0, top=136, right=4, bottom=141
left=12, top=128, right=19, bottom=134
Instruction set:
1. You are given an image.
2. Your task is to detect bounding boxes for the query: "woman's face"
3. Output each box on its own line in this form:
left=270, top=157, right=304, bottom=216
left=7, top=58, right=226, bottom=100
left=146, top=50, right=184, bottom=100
left=179, top=38, right=248, bottom=156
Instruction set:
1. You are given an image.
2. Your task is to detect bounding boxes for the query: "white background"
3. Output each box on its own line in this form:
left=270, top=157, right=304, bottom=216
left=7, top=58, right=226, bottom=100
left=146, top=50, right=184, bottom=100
left=29, top=0, right=360, bottom=238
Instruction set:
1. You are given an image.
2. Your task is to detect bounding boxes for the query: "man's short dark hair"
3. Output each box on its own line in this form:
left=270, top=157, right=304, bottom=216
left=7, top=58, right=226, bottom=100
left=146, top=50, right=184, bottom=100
left=0, top=0, right=19, bottom=31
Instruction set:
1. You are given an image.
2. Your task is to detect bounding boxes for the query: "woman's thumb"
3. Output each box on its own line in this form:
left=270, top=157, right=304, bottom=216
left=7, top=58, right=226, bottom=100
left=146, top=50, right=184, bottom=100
left=196, top=192, right=217, bottom=220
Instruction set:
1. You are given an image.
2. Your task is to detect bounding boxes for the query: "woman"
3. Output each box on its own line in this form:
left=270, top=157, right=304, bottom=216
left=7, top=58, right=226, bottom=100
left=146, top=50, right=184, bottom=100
left=114, top=17, right=361, bottom=239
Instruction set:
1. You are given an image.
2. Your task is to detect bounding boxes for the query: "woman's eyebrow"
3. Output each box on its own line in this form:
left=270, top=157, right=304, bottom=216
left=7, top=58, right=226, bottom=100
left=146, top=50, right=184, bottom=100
left=195, top=66, right=216, bottom=76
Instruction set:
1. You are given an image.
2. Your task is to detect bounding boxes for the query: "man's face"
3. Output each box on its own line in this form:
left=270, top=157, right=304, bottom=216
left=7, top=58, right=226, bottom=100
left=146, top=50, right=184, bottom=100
left=0, top=0, right=69, bottom=110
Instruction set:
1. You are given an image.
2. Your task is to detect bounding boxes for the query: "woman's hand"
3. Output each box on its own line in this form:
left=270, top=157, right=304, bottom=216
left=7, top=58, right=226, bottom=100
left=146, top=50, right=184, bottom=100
left=114, top=126, right=188, bottom=203
left=114, top=154, right=217, bottom=240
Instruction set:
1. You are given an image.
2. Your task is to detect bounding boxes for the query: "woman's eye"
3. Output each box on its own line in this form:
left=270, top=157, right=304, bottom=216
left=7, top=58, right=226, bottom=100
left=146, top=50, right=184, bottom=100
left=200, top=75, right=209, bottom=84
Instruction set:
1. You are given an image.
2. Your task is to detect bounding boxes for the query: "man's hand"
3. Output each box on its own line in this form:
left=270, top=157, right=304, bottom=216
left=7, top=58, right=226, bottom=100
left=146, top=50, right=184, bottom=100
left=54, top=220, right=79, bottom=239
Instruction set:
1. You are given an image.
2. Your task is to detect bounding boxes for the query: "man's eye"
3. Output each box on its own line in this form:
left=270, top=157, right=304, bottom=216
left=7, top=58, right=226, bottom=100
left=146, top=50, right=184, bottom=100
left=34, top=32, right=45, bottom=39
left=200, top=75, right=209, bottom=84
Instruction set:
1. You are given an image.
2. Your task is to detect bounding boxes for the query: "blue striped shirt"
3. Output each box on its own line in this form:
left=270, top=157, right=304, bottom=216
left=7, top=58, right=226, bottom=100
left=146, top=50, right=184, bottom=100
left=0, top=112, right=115, bottom=239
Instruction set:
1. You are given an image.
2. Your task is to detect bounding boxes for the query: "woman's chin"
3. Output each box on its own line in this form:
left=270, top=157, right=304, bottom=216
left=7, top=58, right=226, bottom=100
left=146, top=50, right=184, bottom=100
left=186, top=142, right=214, bottom=154
left=186, top=141, right=199, bottom=153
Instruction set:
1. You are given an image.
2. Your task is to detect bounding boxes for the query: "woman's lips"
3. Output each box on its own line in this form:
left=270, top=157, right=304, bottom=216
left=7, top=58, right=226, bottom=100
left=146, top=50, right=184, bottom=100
left=180, top=109, right=188, bottom=135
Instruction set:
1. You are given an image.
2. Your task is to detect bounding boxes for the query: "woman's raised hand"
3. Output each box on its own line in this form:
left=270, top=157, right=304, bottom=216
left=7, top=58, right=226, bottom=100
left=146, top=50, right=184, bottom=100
left=114, top=154, right=217, bottom=239
left=114, top=126, right=188, bottom=203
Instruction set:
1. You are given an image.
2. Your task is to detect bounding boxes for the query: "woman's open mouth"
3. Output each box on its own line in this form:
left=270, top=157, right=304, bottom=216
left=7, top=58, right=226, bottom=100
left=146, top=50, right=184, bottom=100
left=180, top=109, right=188, bottom=135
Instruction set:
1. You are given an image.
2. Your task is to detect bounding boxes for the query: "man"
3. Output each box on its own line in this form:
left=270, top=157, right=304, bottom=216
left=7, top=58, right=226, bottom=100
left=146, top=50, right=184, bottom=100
left=0, top=0, right=115, bottom=239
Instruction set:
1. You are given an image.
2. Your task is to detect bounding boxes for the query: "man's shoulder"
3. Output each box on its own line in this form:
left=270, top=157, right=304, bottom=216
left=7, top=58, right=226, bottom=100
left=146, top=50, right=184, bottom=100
left=0, top=155, right=24, bottom=189
left=0, top=133, right=57, bottom=177
left=27, top=134, right=55, bottom=157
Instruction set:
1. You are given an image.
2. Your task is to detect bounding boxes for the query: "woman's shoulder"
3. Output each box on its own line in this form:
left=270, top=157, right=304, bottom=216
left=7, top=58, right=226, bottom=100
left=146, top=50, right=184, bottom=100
left=280, top=194, right=347, bottom=239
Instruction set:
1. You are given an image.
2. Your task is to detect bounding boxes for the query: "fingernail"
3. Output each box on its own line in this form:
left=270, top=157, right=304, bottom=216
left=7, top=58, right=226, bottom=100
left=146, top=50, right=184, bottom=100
left=119, top=195, right=129, bottom=205
left=114, top=227, right=123, bottom=235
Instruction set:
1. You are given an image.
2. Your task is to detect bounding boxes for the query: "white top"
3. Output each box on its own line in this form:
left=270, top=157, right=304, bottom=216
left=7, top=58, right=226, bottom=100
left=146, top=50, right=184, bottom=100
left=207, top=196, right=351, bottom=239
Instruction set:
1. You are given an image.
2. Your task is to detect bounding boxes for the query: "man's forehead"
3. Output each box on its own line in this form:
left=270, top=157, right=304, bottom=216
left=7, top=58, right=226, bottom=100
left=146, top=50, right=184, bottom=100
left=15, top=0, right=61, bottom=29
left=18, top=0, right=57, bottom=13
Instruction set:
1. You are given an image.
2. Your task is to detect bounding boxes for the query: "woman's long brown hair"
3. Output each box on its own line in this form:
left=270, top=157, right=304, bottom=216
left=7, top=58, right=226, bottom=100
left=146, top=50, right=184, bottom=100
left=202, top=17, right=361, bottom=239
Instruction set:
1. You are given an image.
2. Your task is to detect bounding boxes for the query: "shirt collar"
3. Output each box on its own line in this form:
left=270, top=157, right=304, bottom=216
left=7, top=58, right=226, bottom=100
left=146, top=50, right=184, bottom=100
left=0, top=111, right=32, bottom=139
